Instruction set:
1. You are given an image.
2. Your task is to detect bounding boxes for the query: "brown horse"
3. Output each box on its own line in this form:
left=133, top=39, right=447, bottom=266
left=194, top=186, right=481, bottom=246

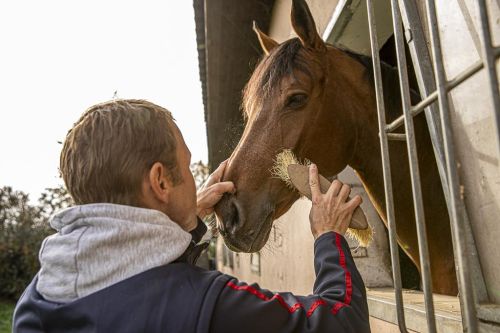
left=215, top=0, right=457, bottom=295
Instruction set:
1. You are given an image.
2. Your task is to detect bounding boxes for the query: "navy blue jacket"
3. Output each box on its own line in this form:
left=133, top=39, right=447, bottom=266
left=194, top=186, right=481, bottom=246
left=13, top=232, right=370, bottom=332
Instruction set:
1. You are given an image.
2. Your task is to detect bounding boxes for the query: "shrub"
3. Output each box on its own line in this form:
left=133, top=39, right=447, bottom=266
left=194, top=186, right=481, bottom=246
left=0, top=186, right=71, bottom=300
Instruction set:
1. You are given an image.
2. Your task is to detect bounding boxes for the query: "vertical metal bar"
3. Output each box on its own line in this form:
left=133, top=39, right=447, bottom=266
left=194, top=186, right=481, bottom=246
left=423, top=1, right=479, bottom=332
left=397, top=0, right=452, bottom=210
left=477, top=0, right=500, bottom=153
left=366, top=1, right=408, bottom=332
left=390, top=0, right=437, bottom=332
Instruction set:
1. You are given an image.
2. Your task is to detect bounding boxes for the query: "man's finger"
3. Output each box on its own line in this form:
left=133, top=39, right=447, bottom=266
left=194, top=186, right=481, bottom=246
left=205, top=160, right=229, bottom=187
left=309, top=164, right=321, bottom=201
left=337, top=184, right=351, bottom=202
left=197, top=182, right=235, bottom=215
left=327, top=179, right=342, bottom=197
left=200, top=183, right=235, bottom=209
left=345, top=195, right=362, bottom=210
left=209, top=181, right=235, bottom=196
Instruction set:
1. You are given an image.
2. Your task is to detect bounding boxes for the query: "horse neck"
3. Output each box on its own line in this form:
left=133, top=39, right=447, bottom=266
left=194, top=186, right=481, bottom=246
left=343, top=67, right=416, bottom=222
left=349, top=105, right=389, bottom=220
left=351, top=121, right=389, bottom=220
left=324, top=50, right=390, bottom=219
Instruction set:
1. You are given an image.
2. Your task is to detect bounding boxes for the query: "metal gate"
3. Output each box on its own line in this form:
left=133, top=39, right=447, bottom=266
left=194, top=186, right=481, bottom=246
left=364, top=0, right=500, bottom=332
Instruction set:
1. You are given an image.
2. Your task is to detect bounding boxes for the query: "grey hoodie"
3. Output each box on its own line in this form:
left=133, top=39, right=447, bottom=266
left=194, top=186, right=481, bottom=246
left=36, top=203, right=192, bottom=303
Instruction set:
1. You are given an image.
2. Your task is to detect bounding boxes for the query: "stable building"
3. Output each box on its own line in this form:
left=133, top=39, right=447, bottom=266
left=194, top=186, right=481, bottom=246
left=194, top=1, right=500, bottom=332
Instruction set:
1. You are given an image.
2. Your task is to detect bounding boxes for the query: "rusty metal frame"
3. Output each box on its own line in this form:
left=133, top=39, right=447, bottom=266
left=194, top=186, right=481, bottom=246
left=366, top=1, right=408, bottom=330
left=366, top=0, right=500, bottom=332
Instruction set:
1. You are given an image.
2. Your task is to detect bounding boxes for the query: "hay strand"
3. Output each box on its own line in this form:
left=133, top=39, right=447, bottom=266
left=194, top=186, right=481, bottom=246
left=346, top=227, right=373, bottom=248
left=271, top=149, right=310, bottom=189
left=271, top=149, right=373, bottom=247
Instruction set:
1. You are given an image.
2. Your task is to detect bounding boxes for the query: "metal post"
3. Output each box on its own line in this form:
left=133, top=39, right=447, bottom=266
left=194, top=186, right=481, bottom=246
left=390, top=0, right=437, bottom=332
left=366, top=0, right=408, bottom=331
left=422, top=0, right=479, bottom=331
left=476, top=0, right=500, bottom=153
left=397, top=0, right=451, bottom=214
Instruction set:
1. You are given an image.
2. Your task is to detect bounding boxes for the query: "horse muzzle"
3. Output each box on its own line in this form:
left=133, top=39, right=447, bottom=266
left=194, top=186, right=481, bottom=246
left=215, top=193, right=274, bottom=252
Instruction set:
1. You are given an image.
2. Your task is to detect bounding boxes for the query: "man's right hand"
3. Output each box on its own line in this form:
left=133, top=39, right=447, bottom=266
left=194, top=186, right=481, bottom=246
left=196, top=160, right=235, bottom=219
left=308, top=164, right=362, bottom=239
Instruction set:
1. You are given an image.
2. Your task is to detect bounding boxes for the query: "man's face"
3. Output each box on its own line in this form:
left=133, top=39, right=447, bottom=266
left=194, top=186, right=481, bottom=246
left=164, top=125, right=197, bottom=231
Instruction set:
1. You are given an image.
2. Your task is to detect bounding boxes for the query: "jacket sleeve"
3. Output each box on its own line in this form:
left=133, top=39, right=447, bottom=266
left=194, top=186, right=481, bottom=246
left=209, top=232, right=370, bottom=333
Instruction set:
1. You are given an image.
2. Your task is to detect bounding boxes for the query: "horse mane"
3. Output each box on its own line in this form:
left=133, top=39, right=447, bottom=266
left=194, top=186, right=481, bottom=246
left=242, top=38, right=315, bottom=118
left=340, top=47, right=413, bottom=124
left=243, top=38, right=412, bottom=123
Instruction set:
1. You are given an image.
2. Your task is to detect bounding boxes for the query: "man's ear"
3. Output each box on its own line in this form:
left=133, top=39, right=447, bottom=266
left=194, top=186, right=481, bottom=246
left=253, top=21, right=278, bottom=55
left=148, top=162, right=171, bottom=204
left=291, top=0, right=326, bottom=52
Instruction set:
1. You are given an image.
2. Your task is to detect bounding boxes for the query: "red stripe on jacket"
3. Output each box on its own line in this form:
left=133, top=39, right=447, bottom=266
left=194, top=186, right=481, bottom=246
left=332, top=232, right=352, bottom=314
left=225, top=232, right=353, bottom=317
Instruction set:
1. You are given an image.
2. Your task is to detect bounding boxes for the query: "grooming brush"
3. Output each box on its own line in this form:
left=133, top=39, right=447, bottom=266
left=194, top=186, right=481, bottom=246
left=272, top=150, right=373, bottom=247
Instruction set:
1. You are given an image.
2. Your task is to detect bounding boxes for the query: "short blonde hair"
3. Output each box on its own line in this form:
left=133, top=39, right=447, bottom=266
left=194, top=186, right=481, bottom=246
left=60, top=99, right=181, bottom=206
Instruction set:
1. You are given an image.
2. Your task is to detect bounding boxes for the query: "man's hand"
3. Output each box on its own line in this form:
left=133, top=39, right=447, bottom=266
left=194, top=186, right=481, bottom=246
left=308, top=164, right=362, bottom=239
left=197, top=160, right=235, bottom=219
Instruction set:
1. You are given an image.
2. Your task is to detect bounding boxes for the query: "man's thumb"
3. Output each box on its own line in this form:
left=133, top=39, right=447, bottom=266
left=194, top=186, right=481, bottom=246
left=212, top=181, right=235, bottom=195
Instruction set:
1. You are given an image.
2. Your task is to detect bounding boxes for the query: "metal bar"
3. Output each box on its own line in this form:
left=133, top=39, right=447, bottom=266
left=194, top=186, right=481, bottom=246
left=394, top=4, right=490, bottom=315
left=322, top=0, right=350, bottom=41
left=387, top=133, right=407, bottom=141
left=366, top=1, right=408, bottom=332
left=397, top=0, right=451, bottom=222
left=477, top=0, right=500, bottom=153
left=423, top=0, right=478, bottom=331
left=477, top=304, right=500, bottom=324
left=390, top=1, right=437, bottom=332
left=386, top=46, right=500, bottom=133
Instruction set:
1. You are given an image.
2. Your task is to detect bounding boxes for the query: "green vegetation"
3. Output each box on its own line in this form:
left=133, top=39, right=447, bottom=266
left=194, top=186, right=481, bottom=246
left=0, top=299, right=15, bottom=333
left=0, top=186, right=72, bottom=300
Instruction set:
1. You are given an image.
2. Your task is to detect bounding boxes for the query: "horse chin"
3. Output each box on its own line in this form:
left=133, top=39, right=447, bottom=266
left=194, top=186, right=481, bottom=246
left=222, top=212, right=274, bottom=253
left=232, top=193, right=299, bottom=252
left=215, top=187, right=299, bottom=253
left=271, top=190, right=301, bottom=220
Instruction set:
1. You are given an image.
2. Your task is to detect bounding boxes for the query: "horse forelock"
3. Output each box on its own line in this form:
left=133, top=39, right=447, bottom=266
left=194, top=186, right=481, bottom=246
left=242, top=38, right=317, bottom=119
left=241, top=36, right=404, bottom=123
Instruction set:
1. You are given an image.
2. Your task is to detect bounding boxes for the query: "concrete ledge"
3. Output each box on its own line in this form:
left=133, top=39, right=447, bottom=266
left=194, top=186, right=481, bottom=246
left=367, top=288, right=462, bottom=333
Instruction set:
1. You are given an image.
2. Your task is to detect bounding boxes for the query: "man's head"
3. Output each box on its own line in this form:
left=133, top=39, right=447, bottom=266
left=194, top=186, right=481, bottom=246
left=60, top=99, right=197, bottom=231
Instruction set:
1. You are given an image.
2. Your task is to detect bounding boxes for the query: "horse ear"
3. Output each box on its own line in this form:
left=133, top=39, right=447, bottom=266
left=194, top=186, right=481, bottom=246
left=291, top=0, right=326, bottom=51
left=253, top=21, right=278, bottom=55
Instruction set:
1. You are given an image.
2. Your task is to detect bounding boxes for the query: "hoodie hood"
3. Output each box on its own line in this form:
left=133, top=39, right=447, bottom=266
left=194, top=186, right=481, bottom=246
left=36, top=203, right=192, bottom=303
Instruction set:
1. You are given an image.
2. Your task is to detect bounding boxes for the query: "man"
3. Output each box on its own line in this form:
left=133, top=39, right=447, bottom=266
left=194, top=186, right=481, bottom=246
left=13, top=99, right=370, bottom=332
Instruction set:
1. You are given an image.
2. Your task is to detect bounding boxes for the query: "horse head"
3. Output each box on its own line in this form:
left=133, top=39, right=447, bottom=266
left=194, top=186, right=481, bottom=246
left=215, top=0, right=368, bottom=252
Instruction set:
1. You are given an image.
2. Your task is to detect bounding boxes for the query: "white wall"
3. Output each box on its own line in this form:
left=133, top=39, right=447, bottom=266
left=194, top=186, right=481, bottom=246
left=431, top=0, right=500, bottom=304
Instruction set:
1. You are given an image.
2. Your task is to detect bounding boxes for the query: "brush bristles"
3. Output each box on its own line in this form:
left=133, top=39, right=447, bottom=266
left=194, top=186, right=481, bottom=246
left=271, top=149, right=373, bottom=247
left=346, top=227, right=373, bottom=248
left=271, top=149, right=310, bottom=189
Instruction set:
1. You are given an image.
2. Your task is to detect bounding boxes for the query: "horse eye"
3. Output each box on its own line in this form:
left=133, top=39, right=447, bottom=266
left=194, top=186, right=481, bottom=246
left=285, top=93, right=308, bottom=109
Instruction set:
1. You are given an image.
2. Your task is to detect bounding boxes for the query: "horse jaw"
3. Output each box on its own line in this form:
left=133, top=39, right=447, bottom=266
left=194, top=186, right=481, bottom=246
left=215, top=174, right=300, bottom=253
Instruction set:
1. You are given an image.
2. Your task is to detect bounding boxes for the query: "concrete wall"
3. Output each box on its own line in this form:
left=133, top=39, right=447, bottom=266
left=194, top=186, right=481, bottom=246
left=401, top=0, right=500, bottom=307
left=428, top=0, right=500, bottom=304
left=268, top=0, right=340, bottom=42
left=216, top=0, right=393, bottom=293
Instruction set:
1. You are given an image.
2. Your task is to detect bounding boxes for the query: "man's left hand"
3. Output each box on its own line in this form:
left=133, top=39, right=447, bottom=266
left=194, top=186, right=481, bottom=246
left=197, top=160, right=235, bottom=219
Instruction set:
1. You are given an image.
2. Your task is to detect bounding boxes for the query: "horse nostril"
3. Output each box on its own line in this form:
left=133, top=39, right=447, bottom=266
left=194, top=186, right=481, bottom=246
left=226, top=200, right=242, bottom=234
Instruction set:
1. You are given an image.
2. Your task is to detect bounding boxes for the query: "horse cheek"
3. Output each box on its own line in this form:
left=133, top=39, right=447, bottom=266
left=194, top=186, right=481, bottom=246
left=298, top=117, right=350, bottom=176
left=279, top=111, right=306, bottom=149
